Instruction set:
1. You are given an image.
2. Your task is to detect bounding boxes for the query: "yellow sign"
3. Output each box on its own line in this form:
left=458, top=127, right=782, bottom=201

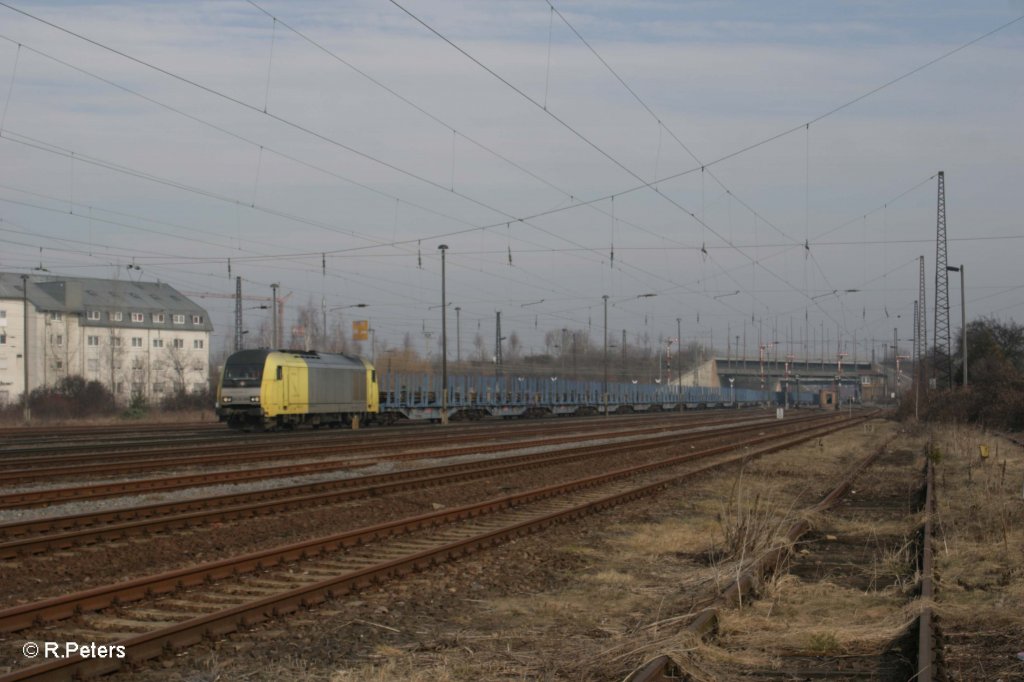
left=352, top=320, right=369, bottom=341
left=979, top=444, right=990, bottom=459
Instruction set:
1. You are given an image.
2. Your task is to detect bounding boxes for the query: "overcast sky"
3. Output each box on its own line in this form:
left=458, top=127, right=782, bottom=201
left=1, top=1, right=1021, bottom=365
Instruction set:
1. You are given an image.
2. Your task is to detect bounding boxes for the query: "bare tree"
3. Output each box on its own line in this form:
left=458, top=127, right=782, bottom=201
left=325, top=316, right=349, bottom=353
left=165, top=344, right=190, bottom=394
left=507, top=331, right=522, bottom=362
left=289, top=297, right=324, bottom=351
left=253, top=317, right=272, bottom=349
left=544, top=329, right=559, bottom=355
left=473, top=332, right=487, bottom=362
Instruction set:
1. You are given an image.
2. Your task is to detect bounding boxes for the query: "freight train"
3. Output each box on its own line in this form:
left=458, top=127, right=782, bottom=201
left=216, top=348, right=805, bottom=430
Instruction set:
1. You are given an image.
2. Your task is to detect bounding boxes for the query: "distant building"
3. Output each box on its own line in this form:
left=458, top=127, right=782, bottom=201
left=0, top=273, right=213, bottom=406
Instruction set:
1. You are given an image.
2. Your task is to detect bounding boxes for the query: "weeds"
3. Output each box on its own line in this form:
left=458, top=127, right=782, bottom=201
left=806, top=631, right=841, bottom=655
left=867, top=536, right=917, bottom=592
left=715, top=470, right=793, bottom=566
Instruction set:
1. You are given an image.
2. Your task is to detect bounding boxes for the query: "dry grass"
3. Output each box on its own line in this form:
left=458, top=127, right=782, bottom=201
left=931, top=424, right=1024, bottom=640
left=714, top=472, right=795, bottom=564
left=611, top=517, right=720, bottom=558
left=328, top=657, right=532, bottom=682
left=866, top=534, right=919, bottom=592
left=934, top=424, right=1024, bottom=551
left=137, top=419, right=925, bottom=681
left=716, top=577, right=916, bottom=651
left=874, top=423, right=1024, bottom=680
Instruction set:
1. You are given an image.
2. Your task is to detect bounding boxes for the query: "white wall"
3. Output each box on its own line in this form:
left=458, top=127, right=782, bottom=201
left=0, top=299, right=211, bottom=405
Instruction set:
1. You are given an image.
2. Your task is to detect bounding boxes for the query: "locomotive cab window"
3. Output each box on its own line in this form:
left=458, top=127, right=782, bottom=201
left=276, top=366, right=283, bottom=380
left=221, top=362, right=265, bottom=388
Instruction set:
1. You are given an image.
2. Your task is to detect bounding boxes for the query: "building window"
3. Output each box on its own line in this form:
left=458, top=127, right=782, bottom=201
left=49, top=311, right=62, bottom=321
left=192, top=383, right=206, bottom=393
left=55, top=360, right=63, bottom=370
left=0, top=332, right=6, bottom=345
left=153, top=339, right=164, bottom=348
left=131, top=312, right=144, bottom=323
left=152, top=313, right=166, bottom=324
left=87, top=310, right=101, bottom=321
left=131, top=337, right=143, bottom=348
left=116, top=382, right=125, bottom=394
left=112, top=336, right=122, bottom=347
left=172, top=338, right=184, bottom=349
left=192, top=314, right=204, bottom=324
left=51, top=334, right=63, bottom=346
left=132, top=358, right=145, bottom=370
left=193, top=339, right=205, bottom=349
left=87, top=335, right=100, bottom=346
left=173, top=314, right=185, bottom=325
left=110, top=311, right=123, bottom=322
left=0, top=309, right=5, bottom=320
left=87, top=358, right=99, bottom=371
left=153, top=382, right=165, bottom=394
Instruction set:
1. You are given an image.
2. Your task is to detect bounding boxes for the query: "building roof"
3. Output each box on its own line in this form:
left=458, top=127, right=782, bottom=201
left=0, top=272, right=214, bottom=332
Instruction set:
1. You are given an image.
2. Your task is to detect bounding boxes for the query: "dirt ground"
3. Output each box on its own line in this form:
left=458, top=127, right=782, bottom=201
left=36, top=417, right=1017, bottom=681
left=104, top=418, right=899, bottom=681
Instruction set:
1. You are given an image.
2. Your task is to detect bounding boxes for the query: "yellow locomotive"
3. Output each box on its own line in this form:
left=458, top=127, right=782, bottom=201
left=216, top=349, right=378, bottom=430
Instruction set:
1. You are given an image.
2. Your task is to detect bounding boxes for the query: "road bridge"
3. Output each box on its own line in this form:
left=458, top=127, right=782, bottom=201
left=679, top=357, right=896, bottom=404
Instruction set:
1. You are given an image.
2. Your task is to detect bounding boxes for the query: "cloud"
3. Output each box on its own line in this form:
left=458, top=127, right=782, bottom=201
left=0, top=1, right=1020, bottom=354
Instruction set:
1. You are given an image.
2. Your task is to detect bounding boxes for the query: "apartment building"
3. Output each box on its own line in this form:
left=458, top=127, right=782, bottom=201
left=0, top=273, right=213, bottom=405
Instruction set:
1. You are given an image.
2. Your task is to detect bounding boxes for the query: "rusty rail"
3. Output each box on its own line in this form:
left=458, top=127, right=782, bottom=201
left=0, top=417, right=871, bottom=681
left=0, top=414, right=835, bottom=556
left=0, top=413, right=824, bottom=509
left=626, top=428, right=892, bottom=682
left=916, top=456, right=937, bottom=682
left=0, top=410, right=757, bottom=464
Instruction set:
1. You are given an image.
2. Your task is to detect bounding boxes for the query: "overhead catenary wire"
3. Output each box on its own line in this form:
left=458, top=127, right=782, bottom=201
left=0, top=4, right=980, bottom=293
left=384, top=0, right=1020, bottom=333
left=0, top=20, right=686, bottom=305
left=0, top=3, right=1018, bottom=352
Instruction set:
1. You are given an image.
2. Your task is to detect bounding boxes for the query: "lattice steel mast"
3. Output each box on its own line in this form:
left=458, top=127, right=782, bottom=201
left=234, top=276, right=243, bottom=352
left=933, top=171, right=952, bottom=388
left=494, top=311, right=503, bottom=380
left=917, top=255, right=928, bottom=392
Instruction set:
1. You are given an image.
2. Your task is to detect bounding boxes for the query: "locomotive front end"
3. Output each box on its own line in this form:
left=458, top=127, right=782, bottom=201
left=216, top=350, right=270, bottom=429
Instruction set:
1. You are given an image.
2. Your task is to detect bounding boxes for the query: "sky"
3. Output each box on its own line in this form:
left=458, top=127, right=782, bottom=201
left=0, top=1, right=1021, bottom=367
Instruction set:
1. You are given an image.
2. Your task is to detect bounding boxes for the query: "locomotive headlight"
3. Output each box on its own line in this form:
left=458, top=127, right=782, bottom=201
left=250, top=396, right=260, bottom=403
left=222, top=396, right=233, bottom=403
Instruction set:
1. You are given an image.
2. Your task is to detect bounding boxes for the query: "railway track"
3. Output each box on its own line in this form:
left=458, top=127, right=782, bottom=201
left=0, top=412, right=842, bottom=556
left=0, top=412, right=804, bottom=508
left=0, top=422, right=222, bottom=450
left=0, top=411, right=770, bottom=482
left=626, top=433, right=936, bottom=681
left=0, top=414, right=872, bottom=681
left=0, top=409, right=737, bottom=459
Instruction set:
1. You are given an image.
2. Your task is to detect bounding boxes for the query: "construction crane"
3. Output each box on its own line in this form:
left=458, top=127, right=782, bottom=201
left=181, top=285, right=292, bottom=350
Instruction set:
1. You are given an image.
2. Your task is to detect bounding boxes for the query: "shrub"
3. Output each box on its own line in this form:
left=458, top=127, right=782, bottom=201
left=899, top=381, right=1024, bottom=431
left=160, top=387, right=214, bottom=412
left=122, top=392, right=149, bottom=420
left=24, top=376, right=118, bottom=420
